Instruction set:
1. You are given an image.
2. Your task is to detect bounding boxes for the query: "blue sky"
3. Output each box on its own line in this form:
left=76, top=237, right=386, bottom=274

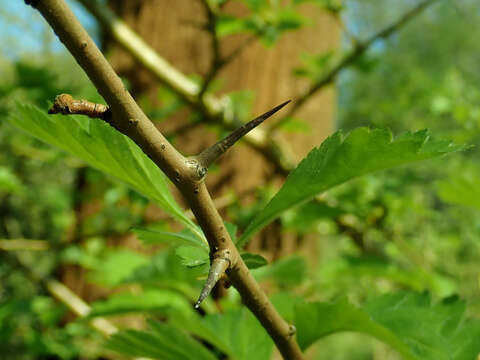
left=0, top=0, right=99, bottom=59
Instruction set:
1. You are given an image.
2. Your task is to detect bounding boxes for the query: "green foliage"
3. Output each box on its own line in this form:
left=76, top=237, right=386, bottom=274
left=9, top=104, right=204, bottom=242
left=295, top=292, right=480, bottom=360
left=240, top=253, right=268, bottom=269
left=166, top=308, right=274, bottom=360
left=134, top=228, right=209, bottom=250
left=2, top=1, right=480, bottom=359
left=239, top=128, right=464, bottom=245
left=216, top=1, right=306, bottom=45
left=107, top=321, right=218, bottom=360
left=108, top=308, right=273, bottom=360
left=253, top=255, right=307, bottom=286
left=89, top=289, right=192, bottom=317
left=437, top=169, right=480, bottom=211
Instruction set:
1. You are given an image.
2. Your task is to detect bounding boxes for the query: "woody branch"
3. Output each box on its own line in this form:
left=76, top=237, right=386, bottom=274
left=25, top=0, right=303, bottom=358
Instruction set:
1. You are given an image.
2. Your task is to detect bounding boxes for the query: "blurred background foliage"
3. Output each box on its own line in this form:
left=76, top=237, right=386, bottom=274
left=1, top=0, right=479, bottom=359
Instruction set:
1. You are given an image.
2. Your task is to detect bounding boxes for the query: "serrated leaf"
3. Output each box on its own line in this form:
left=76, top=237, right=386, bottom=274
left=175, top=245, right=209, bottom=268
left=89, top=289, right=191, bottom=317
left=106, top=321, right=217, bottom=360
left=9, top=104, right=205, bottom=243
left=240, top=253, right=268, bottom=269
left=238, top=128, right=465, bottom=245
left=295, top=292, right=480, bottom=360
left=167, top=308, right=273, bottom=360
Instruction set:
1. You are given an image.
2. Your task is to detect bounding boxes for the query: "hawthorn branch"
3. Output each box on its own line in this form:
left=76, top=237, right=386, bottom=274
left=27, top=0, right=303, bottom=358
left=274, top=0, right=437, bottom=127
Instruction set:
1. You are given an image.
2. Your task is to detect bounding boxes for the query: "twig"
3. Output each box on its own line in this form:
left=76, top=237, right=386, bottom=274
left=197, top=0, right=258, bottom=97
left=198, top=0, right=221, bottom=97
left=0, top=239, right=49, bottom=251
left=273, top=0, right=437, bottom=128
left=196, top=100, right=291, bottom=169
left=45, top=279, right=118, bottom=336
left=48, top=93, right=110, bottom=119
left=27, top=1, right=303, bottom=358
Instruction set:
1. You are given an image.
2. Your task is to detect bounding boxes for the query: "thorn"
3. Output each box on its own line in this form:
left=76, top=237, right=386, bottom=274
left=196, top=100, right=291, bottom=169
left=194, top=253, right=230, bottom=309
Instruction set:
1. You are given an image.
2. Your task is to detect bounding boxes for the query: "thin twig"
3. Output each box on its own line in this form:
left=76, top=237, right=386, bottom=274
left=197, top=0, right=259, bottom=97
left=28, top=1, right=303, bottom=358
left=0, top=239, right=49, bottom=251
left=48, top=93, right=111, bottom=119
left=46, top=279, right=118, bottom=336
left=196, top=100, right=291, bottom=169
left=273, top=0, right=437, bottom=129
left=198, top=0, right=221, bottom=97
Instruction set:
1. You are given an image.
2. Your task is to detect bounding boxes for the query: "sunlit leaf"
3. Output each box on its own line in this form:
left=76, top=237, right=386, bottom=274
left=239, top=128, right=465, bottom=245
left=252, top=255, right=306, bottom=285
left=295, top=292, right=480, bottom=360
left=167, top=308, right=273, bottom=360
left=89, top=289, right=191, bottom=317
left=175, top=245, right=209, bottom=268
left=9, top=104, right=204, bottom=242
left=240, top=253, right=268, bottom=269
left=134, top=228, right=209, bottom=250
left=107, top=321, right=217, bottom=360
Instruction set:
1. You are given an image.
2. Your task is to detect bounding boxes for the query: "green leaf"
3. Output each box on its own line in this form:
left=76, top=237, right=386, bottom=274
left=106, top=321, right=217, bottom=360
left=89, top=289, right=191, bottom=317
left=253, top=255, right=306, bottom=286
left=88, top=250, right=149, bottom=286
left=167, top=308, right=273, bottom=360
left=240, top=253, right=268, bottom=269
left=0, top=166, right=24, bottom=194
left=437, top=173, right=480, bottom=210
left=295, top=292, right=480, bottom=360
left=175, top=245, right=209, bottom=268
left=134, top=228, right=209, bottom=251
left=239, top=128, right=465, bottom=245
left=9, top=104, right=205, bottom=243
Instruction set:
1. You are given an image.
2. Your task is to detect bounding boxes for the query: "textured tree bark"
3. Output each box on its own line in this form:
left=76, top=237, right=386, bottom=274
left=105, top=0, right=339, bottom=258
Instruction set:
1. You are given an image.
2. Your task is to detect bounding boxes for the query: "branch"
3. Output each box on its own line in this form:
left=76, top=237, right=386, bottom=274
left=76, top=0, right=296, bottom=174
left=198, top=0, right=221, bottom=97
left=27, top=1, right=303, bottom=358
left=197, top=0, right=258, bottom=97
left=0, top=239, right=49, bottom=251
left=275, top=0, right=437, bottom=126
left=46, top=279, right=118, bottom=336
